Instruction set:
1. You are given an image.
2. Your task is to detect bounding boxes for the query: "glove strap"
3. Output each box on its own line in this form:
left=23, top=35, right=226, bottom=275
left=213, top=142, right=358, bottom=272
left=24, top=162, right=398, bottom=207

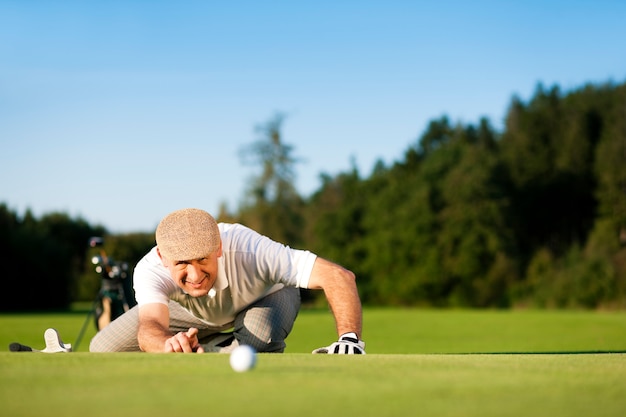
left=339, top=332, right=359, bottom=344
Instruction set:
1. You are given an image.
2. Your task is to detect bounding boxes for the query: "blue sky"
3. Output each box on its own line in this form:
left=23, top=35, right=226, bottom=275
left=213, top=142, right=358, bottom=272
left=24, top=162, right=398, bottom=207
left=1, top=0, right=625, bottom=233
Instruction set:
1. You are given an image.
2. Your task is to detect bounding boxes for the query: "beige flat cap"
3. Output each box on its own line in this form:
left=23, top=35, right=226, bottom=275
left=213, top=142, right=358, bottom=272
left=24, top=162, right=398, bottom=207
left=156, top=208, right=221, bottom=261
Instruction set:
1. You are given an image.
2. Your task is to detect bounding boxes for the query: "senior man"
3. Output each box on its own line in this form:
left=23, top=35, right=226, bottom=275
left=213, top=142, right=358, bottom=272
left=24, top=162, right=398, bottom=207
left=90, top=208, right=365, bottom=354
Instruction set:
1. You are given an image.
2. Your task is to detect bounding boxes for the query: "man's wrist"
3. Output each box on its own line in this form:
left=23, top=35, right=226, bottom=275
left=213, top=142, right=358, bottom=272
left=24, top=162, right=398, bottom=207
left=340, top=332, right=359, bottom=342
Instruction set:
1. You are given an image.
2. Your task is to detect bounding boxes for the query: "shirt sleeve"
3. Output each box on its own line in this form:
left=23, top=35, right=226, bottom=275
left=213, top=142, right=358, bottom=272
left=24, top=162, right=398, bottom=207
left=290, top=248, right=318, bottom=289
left=221, top=223, right=318, bottom=289
left=133, top=246, right=178, bottom=306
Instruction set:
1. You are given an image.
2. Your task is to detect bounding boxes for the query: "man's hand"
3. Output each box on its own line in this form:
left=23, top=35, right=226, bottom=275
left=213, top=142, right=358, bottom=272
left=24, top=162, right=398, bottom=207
left=312, top=332, right=366, bottom=355
left=164, top=327, right=204, bottom=353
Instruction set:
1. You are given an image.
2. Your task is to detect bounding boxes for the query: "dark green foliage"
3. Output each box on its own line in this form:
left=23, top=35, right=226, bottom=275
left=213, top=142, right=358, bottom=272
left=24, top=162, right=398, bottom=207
left=500, top=82, right=626, bottom=308
left=306, top=166, right=369, bottom=284
left=233, top=113, right=306, bottom=247
left=501, top=84, right=598, bottom=259
left=0, top=205, right=105, bottom=311
left=3, top=80, right=625, bottom=310
left=299, top=80, right=625, bottom=308
left=333, top=117, right=518, bottom=307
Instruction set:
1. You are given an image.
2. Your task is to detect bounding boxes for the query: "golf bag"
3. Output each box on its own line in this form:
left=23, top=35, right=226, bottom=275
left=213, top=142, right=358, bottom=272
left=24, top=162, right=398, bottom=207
left=91, top=255, right=130, bottom=330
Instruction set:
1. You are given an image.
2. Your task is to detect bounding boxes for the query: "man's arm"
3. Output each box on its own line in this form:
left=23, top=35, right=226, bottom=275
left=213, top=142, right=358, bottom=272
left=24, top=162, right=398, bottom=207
left=137, top=303, right=203, bottom=353
left=307, top=257, right=363, bottom=339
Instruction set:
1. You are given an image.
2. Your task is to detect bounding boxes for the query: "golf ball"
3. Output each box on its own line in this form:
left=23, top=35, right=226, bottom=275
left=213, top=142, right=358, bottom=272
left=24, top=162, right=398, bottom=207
left=229, top=345, right=257, bottom=372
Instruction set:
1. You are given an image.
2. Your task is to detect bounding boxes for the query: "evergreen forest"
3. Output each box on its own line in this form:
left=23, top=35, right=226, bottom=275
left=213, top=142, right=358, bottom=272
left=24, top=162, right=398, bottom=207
left=2, top=80, right=625, bottom=311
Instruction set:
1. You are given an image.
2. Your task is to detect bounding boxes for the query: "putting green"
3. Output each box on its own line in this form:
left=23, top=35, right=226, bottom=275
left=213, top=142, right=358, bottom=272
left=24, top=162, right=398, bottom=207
left=0, top=352, right=624, bottom=417
left=1, top=308, right=625, bottom=416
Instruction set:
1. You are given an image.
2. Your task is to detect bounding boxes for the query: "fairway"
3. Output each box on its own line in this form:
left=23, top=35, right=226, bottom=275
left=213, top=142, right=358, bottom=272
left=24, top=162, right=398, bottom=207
left=1, top=309, right=625, bottom=417
left=1, top=352, right=625, bottom=417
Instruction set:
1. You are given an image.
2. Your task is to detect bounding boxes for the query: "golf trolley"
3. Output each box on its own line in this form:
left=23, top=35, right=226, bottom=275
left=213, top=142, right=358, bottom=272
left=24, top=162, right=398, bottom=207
left=74, top=237, right=132, bottom=350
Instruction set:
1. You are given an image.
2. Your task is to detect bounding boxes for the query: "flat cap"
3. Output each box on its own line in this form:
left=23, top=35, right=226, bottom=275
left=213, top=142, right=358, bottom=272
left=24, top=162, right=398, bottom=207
left=156, top=208, right=221, bottom=261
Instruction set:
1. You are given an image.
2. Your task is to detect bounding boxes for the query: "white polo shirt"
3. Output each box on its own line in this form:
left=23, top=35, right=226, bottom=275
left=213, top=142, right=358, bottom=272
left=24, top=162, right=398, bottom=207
left=133, top=223, right=318, bottom=326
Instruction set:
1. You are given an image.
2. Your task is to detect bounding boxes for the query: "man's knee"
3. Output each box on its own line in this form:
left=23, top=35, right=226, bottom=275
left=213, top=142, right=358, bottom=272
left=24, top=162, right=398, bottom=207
left=88, top=306, right=141, bottom=352
left=235, top=326, right=287, bottom=353
left=89, top=331, right=111, bottom=352
left=234, top=287, right=301, bottom=353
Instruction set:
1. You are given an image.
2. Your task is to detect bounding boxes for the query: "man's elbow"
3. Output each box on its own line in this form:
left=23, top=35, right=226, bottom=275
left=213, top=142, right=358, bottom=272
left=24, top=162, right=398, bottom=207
left=137, top=336, right=147, bottom=352
left=136, top=331, right=158, bottom=352
left=341, top=267, right=356, bottom=282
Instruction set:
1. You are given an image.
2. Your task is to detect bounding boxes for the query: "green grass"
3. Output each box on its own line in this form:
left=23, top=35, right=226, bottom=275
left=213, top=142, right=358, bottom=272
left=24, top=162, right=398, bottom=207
left=290, top=308, right=626, bottom=354
left=1, top=308, right=625, bottom=417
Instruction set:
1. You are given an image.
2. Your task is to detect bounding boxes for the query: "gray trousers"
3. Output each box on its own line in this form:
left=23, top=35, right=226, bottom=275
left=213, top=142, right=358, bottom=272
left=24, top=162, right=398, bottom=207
left=89, top=287, right=301, bottom=353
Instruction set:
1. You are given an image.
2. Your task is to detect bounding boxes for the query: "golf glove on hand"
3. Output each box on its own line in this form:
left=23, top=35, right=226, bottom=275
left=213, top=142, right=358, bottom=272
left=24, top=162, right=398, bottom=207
left=312, top=332, right=366, bottom=354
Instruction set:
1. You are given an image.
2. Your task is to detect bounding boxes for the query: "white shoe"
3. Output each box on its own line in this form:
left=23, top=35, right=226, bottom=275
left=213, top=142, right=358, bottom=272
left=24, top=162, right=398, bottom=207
left=41, top=328, right=72, bottom=353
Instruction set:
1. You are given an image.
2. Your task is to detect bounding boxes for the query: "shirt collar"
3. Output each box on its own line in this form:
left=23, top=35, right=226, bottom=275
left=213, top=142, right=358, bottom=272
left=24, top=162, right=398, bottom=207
left=212, top=256, right=229, bottom=292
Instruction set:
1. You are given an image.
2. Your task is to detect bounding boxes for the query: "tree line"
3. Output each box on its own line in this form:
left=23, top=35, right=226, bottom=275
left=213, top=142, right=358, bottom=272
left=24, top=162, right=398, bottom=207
left=2, top=79, right=624, bottom=311
left=225, top=80, right=626, bottom=309
left=0, top=206, right=155, bottom=311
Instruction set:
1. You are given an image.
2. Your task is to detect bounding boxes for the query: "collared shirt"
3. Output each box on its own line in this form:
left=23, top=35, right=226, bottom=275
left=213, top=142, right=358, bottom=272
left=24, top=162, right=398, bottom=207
left=133, top=223, right=317, bottom=326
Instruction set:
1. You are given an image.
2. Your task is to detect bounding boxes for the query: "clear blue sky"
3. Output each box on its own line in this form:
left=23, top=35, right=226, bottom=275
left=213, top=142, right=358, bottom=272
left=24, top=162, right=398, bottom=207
left=1, top=0, right=624, bottom=233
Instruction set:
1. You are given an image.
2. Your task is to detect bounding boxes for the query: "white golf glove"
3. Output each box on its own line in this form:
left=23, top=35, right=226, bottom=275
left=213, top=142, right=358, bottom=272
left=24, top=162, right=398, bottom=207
left=312, top=332, right=366, bottom=354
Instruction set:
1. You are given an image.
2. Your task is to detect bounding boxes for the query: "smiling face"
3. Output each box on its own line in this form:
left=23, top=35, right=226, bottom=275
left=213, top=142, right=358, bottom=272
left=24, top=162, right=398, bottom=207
left=158, top=244, right=222, bottom=298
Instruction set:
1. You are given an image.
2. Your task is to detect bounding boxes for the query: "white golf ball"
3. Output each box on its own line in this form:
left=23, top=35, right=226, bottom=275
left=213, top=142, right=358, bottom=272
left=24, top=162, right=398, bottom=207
left=229, top=345, right=257, bottom=372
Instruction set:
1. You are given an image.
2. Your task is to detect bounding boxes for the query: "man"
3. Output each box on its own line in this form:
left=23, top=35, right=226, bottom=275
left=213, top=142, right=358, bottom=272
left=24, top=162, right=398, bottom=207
left=90, top=208, right=365, bottom=354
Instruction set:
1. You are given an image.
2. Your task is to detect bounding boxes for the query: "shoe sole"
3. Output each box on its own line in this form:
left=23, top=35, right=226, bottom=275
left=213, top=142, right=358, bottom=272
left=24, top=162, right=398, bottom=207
left=42, top=328, right=72, bottom=353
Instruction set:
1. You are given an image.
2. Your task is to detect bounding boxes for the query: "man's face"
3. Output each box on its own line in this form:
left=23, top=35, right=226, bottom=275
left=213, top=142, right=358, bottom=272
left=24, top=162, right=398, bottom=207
left=158, top=245, right=222, bottom=298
